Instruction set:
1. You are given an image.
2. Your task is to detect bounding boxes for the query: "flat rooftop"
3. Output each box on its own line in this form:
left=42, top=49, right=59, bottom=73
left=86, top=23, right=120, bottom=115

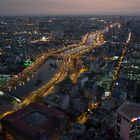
left=2, top=103, right=66, bottom=139
left=47, top=94, right=62, bottom=103
left=118, top=101, right=140, bottom=118
left=23, top=112, right=48, bottom=127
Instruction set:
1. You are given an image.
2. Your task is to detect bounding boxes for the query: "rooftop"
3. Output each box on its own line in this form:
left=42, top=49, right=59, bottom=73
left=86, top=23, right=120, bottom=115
left=2, top=103, right=66, bottom=139
left=45, top=93, right=63, bottom=104
left=23, top=112, right=48, bottom=127
left=45, top=92, right=68, bottom=104
left=118, top=101, right=140, bottom=119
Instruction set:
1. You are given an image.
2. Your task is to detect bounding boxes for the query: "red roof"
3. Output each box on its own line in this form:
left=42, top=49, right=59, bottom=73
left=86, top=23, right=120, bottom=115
left=2, top=103, right=66, bottom=139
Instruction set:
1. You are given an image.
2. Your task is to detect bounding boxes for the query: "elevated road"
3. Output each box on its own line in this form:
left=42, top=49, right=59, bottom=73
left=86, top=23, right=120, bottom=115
left=0, top=33, right=90, bottom=91
left=0, top=22, right=120, bottom=118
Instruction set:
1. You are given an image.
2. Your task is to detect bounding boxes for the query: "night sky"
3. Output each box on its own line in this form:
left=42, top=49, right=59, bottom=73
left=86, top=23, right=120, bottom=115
left=0, top=0, right=140, bottom=16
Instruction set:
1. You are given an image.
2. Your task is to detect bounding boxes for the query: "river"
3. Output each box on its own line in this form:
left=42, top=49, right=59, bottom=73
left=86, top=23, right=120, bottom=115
left=1, top=58, right=61, bottom=99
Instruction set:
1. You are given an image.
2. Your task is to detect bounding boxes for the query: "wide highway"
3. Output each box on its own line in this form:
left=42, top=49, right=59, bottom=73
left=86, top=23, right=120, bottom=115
left=0, top=23, right=120, bottom=118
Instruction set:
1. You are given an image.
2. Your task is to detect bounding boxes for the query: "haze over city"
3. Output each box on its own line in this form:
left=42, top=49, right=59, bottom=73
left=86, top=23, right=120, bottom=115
left=0, top=0, right=140, bottom=140
left=0, top=0, right=140, bottom=16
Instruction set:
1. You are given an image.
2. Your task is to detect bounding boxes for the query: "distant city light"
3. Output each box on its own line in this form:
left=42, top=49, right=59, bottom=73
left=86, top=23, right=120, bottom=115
left=116, top=82, right=119, bottom=85
left=113, top=56, right=119, bottom=60
left=105, top=91, right=111, bottom=97
left=0, top=91, right=4, bottom=95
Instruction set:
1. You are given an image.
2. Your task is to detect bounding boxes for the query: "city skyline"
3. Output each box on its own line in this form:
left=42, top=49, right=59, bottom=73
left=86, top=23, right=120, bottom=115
left=0, top=0, right=140, bottom=16
left=0, top=1, right=140, bottom=139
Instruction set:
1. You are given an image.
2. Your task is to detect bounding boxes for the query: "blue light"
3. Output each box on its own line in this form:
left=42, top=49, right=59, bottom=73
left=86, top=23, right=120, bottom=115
left=138, top=117, right=140, bottom=120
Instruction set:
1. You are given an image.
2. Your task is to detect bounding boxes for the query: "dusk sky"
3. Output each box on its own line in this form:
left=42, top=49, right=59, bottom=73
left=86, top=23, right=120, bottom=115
left=0, top=0, right=140, bottom=16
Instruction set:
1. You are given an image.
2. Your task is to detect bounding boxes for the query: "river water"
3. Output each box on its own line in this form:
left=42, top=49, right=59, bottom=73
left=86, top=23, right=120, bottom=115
left=1, top=59, right=60, bottom=99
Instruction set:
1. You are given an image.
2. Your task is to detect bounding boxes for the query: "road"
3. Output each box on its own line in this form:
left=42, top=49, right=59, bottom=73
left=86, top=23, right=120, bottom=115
left=0, top=33, right=90, bottom=91
left=77, top=31, right=132, bottom=125
left=0, top=30, right=104, bottom=118
left=76, top=27, right=131, bottom=125
left=0, top=22, right=120, bottom=119
left=15, top=32, right=104, bottom=108
left=110, top=31, right=132, bottom=93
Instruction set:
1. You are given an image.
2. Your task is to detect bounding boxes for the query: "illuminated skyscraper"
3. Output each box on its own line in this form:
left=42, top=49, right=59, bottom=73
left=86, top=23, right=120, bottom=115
left=115, top=101, right=140, bottom=140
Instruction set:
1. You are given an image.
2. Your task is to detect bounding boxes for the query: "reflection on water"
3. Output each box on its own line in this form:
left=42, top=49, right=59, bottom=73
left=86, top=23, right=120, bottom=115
left=2, top=59, right=60, bottom=99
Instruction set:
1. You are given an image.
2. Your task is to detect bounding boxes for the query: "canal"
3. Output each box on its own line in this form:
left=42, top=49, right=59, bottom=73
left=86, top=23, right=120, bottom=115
left=1, top=58, right=61, bottom=99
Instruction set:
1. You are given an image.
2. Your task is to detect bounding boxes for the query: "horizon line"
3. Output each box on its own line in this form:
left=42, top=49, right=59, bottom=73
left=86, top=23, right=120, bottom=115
left=0, top=14, right=140, bottom=17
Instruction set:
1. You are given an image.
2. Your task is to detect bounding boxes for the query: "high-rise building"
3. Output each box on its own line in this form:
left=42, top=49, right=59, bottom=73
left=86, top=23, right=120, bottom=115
left=123, top=44, right=140, bottom=81
left=115, top=101, right=140, bottom=140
